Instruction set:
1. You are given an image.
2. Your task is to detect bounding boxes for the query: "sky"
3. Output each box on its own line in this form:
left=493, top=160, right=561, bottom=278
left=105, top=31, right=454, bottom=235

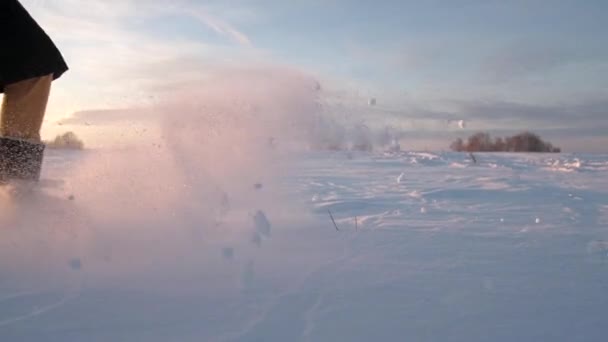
left=15, top=0, right=608, bottom=152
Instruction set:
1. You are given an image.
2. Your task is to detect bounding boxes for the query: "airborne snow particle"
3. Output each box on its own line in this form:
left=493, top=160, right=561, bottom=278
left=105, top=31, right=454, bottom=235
left=69, top=258, right=82, bottom=270
left=535, top=218, right=541, bottom=224
left=253, top=210, right=271, bottom=237
left=458, top=120, right=466, bottom=129
left=251, top=232, right=262, bottom=247
left=420, top=207, right=426, bottom=213
left=313, top=81, right=321, bottom=91
left=219, top=192, right=230, bottom=215
left=397, top=172, right=405, bottom=184
left=241, top=260, right=255, bottom=288
left=587, top=240, right=608, bottom=255
left=482, top=278, right=495, bottom=292
left=222, top=247, right=234, bottom=260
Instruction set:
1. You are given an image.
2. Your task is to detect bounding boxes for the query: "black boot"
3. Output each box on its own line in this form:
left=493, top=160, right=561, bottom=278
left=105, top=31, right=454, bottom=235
left=0, top=137, right=45, bottom=183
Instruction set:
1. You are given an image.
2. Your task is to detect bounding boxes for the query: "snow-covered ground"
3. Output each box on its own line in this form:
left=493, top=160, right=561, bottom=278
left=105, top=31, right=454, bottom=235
left=1, top=149, right=608, bottom=341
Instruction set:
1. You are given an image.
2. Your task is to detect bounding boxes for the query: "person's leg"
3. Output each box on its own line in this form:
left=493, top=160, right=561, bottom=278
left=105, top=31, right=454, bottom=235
left=0, top=74, right=53, bottom=182
left=1, top=74, right=52, bottom=141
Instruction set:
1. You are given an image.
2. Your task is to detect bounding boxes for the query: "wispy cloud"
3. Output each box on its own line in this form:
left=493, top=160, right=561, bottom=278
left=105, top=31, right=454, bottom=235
left=185, top=8, right=253, bottom=47
left=32, top=0, right=254, bottom=47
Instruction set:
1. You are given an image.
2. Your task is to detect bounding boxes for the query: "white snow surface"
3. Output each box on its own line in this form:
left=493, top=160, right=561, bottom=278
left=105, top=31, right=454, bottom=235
left=1, top=148, right=608, bottom=342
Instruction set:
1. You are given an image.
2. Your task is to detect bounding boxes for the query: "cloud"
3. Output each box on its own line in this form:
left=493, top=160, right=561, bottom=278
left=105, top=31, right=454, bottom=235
left=57, top=109, right=154, bottom=126
left=480, top=40, right=605, bottom=83
left=450, top=99, right=608, bottom=127
left=185, top=8, right=252, bottom=47
left=327, top=96, right=608, bottom=143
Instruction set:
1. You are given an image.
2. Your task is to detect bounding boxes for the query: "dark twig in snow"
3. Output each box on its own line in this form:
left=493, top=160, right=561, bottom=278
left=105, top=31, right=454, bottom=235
left=328, top=210, right=339, bottom=231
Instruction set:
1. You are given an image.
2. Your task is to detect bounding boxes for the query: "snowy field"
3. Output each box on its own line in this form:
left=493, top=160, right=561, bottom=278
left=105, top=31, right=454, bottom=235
left=1, top=148, right=608, bottom=341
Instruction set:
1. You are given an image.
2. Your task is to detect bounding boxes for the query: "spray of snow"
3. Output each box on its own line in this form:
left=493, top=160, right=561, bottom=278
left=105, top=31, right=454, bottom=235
left=0, top=66, right=324, bottom=294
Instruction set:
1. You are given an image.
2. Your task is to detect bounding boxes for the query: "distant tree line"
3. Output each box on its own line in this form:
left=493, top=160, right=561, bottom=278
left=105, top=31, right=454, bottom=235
left=450, top=131, right=560, bottom=153
left=45, top=131, right=84, bottom=150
